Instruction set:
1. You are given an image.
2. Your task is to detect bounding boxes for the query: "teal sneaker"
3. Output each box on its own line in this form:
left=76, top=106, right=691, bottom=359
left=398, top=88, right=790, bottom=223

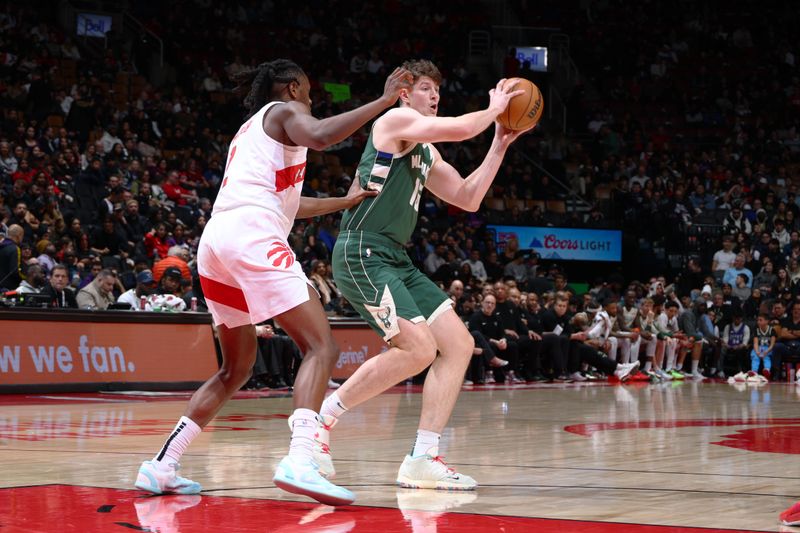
left=273, top=455, right=355, bottom=506
left=135, top=460, right=201, bottom=495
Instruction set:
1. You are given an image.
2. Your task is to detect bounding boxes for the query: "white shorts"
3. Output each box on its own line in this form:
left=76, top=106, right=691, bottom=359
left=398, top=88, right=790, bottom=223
left=198, top=207, right=312, bottom=328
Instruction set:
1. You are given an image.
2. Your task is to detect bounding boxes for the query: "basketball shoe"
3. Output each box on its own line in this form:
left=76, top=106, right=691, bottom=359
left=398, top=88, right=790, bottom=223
left=396, top=454, right=477, bottom=490
left=135, top=460, right=201, bottom=495
left=613, top=361, right=640, bottom=382
left=273, top=455, right=354, bottom=506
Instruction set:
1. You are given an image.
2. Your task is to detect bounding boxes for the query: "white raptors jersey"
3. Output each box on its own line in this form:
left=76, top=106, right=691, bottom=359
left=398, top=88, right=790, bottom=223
left=212, top=101, right=308, bottom=238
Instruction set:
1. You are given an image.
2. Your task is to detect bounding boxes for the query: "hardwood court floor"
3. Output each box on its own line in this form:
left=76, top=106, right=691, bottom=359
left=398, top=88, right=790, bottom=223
left=1, top=380, right=799, bottom=532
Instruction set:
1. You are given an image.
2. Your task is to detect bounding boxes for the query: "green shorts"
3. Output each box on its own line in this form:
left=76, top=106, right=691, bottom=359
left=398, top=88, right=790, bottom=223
left=332, top=230, right=452, bottom=340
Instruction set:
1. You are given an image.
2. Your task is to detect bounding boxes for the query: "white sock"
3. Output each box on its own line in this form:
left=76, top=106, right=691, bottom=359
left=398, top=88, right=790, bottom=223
left=411, top=429, right=441, bottom=457
left=644, top=361, right=652, bottom=372
left=288, top=408, right=318, bottom=459
left=666, top=348, right=676, bottom=371
left=154, top=416, right=201, bottom=469
left=320, top=392, right=348, bottom=420
left=691, top=360, right=700, bottom=374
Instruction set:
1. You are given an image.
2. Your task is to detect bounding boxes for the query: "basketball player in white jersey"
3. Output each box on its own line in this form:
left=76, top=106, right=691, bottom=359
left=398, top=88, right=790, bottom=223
left=135, top=59, right=412, bottom=506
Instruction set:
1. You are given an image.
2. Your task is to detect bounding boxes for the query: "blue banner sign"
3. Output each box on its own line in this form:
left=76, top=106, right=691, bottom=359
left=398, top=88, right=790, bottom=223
left=489, top=225, right=622, bottom=262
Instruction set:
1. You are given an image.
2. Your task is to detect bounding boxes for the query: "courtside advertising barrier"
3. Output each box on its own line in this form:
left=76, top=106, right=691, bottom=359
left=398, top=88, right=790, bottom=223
left=0, top=310, right=218, bottom=392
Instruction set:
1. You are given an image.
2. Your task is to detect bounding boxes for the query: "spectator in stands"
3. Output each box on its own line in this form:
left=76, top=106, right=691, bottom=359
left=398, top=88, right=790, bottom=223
left=484, top=250, right=504, bottom=282
left=579, top=299, right=641, bottom=380
left=732, top=273, right=752, bottom=301
left=678, top=300, right=715, bottom=379
left=156, top=266, right=183, bottom=297
left=117, top=269, right=157, bottom=310
left=723, top=206, right=752, bottom=235
left=16, top=263, right=44, bottom=294
left=750, top=313, right=776, bottom=380
left=76, top=268, right=117, bottom=309
left=462, top=249, right=487, bottom=282
left=773, top=219, right=791, bottom=248
left=36, top=242, right=57, bottom=275
left=503, top=250, right=527, bottom=285
left=753, top=261, right=776, bottom=295
left=153, top=245, right=191, bottom=282
left=712, top=236, right=737, bottom=280
left=720, top=309, right=750, bottom=377
left=162, top=170, right=196, bottom=206
left=309, top=260, right=342, bottom=315
left=423, top=243, right=446, bottom=276
left=41, top=263, right=77, bottom=308
left=468, top=294, right=519, bottom=384
left=493, top=281, right=537, bottom=382
left=770, top=302, right=800, bottom=381
left=144, top=223, right=172, bottom=260
left=0, top=224, right=23, bottom=290
left=119, top=199, right=148, bottom=248
left=723, top=254, right=753, bottom=288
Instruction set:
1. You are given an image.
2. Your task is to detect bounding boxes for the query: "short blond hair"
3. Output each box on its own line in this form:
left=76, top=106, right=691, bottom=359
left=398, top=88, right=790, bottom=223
left=401, top=59, right=442, bottom=85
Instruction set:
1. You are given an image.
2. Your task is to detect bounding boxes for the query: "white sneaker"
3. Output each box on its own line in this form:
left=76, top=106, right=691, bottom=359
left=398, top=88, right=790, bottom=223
left=691, top=371, right=706, bottom=381
left=656, top=369, right=672, bottom=381
left=273, top=455, right=354, bottom=506
left=135, top=460, right=201, bottom=495
left=569, top=371, right=587, bottom=382
left=745, top=371, right=768, bottom=384
left=396, top=454, right=477, bottom=490
left=732, top=371, right=748, bottom=382
left=463, top=379, right=473, bottom=386
left=613, top=361, right=640, bottom=381
left=327, top=379, right=341, bottom=389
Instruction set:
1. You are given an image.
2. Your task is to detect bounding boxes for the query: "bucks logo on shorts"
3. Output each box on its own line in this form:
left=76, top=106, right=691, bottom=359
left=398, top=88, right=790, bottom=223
left=365, top=286, right=399, bottom=338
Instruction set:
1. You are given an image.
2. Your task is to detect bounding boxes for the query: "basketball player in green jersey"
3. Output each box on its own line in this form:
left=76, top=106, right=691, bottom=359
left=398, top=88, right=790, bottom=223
left=318, top=60, right=532, bottom=490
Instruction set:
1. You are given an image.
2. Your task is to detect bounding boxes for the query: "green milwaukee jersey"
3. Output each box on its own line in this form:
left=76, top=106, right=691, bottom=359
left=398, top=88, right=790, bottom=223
left=340, top=130, right=435, bottom=245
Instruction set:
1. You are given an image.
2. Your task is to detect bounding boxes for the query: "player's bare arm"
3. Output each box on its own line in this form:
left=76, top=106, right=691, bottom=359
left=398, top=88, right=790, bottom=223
left=276, top=68, right=412, bottom=150
left=373, top=78, right=523, bottom=149
left=296, top=177, right=377, bottom=218
left=424, top=121, right=534, bottom=212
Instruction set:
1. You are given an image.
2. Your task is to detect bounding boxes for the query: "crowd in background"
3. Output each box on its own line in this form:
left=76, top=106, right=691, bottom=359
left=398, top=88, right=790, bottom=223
left=1, top=1, right=800, bottom=385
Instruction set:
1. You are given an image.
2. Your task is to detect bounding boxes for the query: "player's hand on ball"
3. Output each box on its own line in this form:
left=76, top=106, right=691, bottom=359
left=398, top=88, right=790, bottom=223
left=494, top=120, right=536, bottom=144
left=345, top=177, right=378, bottom=208
left=487, top=78, right=525, bottom=114
left=381, top=67, right=414, bottom=105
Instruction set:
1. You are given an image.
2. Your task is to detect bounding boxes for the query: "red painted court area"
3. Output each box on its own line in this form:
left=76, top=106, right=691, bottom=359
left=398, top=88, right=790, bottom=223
left=0, top=485, right=767, bottom=533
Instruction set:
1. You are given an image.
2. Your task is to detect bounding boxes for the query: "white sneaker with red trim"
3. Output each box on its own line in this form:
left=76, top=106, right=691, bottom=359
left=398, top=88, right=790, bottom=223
left=396, top=454, right=477, bottom=490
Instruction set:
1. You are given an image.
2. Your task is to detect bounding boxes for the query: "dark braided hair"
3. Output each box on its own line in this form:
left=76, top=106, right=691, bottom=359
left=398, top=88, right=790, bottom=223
left=232, top=59, right=305, bottom=119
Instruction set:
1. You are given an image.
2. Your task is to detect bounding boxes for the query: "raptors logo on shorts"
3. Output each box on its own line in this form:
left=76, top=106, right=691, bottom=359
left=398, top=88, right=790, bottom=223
left=267, top=241, right=295, bottom=269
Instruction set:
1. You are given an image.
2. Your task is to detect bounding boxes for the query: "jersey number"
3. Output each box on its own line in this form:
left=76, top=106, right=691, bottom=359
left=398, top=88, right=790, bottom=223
left=409, top=178, right=423, bottom=212
left=221, top=145, right=237, bottom=188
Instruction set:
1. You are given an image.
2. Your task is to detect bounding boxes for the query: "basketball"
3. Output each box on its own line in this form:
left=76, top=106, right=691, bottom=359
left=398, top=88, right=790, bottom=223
left=496, top=78, right=544, bottom=131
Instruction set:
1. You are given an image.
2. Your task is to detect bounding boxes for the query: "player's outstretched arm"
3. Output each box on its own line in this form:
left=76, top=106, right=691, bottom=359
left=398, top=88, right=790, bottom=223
left=281, top=68, right=412, bottom=151
left=425, top=122, right=534, bottom=212
left=296, top=176, right=377, bottom=219
left=374, top=79, right=522, bottom=145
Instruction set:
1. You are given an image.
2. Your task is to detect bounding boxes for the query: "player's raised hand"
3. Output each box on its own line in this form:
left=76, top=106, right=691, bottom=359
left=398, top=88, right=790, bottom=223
left=381, top=67, right=414, bottom=106
left=487, top=78, right=525, bottom=114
